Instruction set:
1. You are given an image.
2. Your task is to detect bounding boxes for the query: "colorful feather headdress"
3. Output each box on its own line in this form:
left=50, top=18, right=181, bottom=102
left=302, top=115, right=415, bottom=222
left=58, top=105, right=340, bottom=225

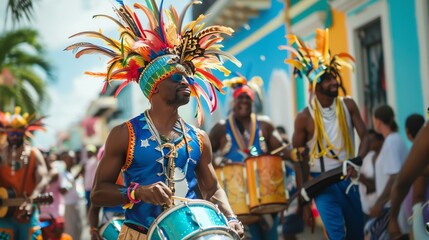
left=280, top=28, right=354, bottom=93
left=5, top=107, right=46, bottom=137
left=65, top=0, right=241, bottom=125
left=222, top=74, right=263, bottom=101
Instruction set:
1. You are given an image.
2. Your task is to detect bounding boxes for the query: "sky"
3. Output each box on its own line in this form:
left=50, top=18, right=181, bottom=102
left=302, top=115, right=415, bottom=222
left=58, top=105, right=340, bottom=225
left=1, top=0, right=190, bottom=149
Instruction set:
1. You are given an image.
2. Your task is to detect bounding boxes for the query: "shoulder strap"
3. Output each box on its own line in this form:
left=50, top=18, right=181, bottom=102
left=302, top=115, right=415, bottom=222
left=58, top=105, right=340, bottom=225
left=316, top=143, right=325, bottom=173
left=19, top=148, right=35, bottom=196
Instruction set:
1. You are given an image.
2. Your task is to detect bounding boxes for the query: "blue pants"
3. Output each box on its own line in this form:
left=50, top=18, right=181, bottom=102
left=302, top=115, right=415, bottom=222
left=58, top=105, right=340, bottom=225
left=85, top=190, right=91, bottom=210
left=312, top=176, right=364, bottom=240
left=248, top=214, right=279, bottom=240
left=0, top=209, right=42, bottom=240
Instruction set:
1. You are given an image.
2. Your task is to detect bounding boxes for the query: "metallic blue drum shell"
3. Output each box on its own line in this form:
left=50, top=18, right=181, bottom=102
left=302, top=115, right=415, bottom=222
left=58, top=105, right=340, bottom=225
left=147, top=200, right=239, bottom=240
left=100, top=217, right=124, bottom=240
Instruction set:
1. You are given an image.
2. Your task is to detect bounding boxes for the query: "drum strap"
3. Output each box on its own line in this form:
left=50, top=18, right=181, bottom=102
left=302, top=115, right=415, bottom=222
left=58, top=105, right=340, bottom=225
left=123, top=222, right=148, bottom=234
left=119, top=224, right=147, bottom=240
left=316, top=143, right=339, bottom=173
left=317, top=143, right=325, bottom=173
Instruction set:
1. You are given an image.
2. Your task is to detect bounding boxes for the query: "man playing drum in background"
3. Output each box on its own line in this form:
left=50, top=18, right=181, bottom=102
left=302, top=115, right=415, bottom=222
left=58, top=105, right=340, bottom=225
left=66, top=0, right=244, bottom=239
left=209, top=75, right=297, bottom=239
left=283, top=29, right=369, bottom=240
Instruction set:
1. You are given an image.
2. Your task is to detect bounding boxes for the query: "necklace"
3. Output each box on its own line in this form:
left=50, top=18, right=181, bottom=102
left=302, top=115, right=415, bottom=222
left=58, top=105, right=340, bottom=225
left=144, top=110, right=189, bottom=178
left=145, top=110, right=181, bottom=144
left=9, top=145, right=28, bottom=175
left=317, top=98, right=337, bottom=121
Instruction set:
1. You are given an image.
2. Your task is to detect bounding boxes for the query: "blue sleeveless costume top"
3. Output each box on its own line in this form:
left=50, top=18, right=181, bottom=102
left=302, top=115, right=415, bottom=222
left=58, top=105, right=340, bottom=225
left=122, top=113, right=203, bottom=229
left=222, top=113, right=267, bottom=162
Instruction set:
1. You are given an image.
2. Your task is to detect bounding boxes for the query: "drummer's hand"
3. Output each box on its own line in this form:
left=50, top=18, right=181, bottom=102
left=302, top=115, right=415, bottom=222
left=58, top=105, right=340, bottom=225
left=346, top=166, right=358, bottom=179
left=90, top=227, right=102, bottom=240
left=298, top=146, right=309, bottom=159
left=345, top=156, right=362, bottom=179
left=227, top=218, right=244, bottom=239
left=388, top=219, right=403, bottom=240
left=134, top=181, right=173, bottom=206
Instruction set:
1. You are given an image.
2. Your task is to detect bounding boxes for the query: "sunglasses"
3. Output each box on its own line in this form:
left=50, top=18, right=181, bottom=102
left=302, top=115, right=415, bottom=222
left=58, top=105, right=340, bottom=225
left=171, top=73, right=184, bottom=82
left=171, top=73, right=193, bottom=83
left=7, top=131, right=25, bottom=137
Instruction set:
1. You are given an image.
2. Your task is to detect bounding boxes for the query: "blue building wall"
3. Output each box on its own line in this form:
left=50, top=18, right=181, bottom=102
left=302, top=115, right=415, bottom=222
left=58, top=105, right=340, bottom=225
left=387, top=0, right=424, bottom=136
left=213, top=0, right=291, bottom=116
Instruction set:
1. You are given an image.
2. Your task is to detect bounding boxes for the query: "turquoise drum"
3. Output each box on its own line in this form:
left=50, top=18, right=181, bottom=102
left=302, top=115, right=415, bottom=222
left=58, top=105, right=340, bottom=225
left=100, top=216, right=124, bottom=240
left=147, top=200, right=240, bottom=240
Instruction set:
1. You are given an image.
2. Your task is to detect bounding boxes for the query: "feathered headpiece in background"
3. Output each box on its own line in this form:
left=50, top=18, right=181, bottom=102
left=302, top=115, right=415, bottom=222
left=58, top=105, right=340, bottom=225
left=280, top=28, right=354, bottom=94
left=5, top=106, right=46, bottom=138
left=65, top=0, right=241, bottom=125
left=222, top=74, right=263, bottom=101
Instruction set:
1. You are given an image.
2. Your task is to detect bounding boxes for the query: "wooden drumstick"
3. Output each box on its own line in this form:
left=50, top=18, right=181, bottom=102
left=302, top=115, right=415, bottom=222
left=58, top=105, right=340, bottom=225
left=171, top=196, right=193, bottom=202
left=270, top=144, right=289, bottom=155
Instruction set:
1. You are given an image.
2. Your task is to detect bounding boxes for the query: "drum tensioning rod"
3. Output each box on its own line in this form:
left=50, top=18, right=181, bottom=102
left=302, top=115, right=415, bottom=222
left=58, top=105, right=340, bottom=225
left=243, top=166, right=250, bottom=206
left=281, top=162, right=289, bottom=200
left=253, top=160, right=261, bottom=203
left=220, top=168, right=228, bottom=198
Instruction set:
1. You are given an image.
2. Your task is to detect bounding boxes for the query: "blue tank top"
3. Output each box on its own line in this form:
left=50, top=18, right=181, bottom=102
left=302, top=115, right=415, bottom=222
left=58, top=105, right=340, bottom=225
left=122, top=113, right=203, bottom=229
left=223, top=113, right=266, bottom=162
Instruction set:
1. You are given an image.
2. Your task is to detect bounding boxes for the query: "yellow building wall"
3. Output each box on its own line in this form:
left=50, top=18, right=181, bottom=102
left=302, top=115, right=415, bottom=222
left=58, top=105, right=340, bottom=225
left=329, top=9, right=352, bottom=96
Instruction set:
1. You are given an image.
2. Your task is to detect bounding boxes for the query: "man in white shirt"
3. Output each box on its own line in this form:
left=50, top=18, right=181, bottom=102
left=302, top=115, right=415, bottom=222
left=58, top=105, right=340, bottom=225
left=61, top=150, right=85, bottom=240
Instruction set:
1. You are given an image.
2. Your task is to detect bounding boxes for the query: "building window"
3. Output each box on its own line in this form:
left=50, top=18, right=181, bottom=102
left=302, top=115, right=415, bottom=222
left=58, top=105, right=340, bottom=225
left=357, top=18, right=387, bottom=126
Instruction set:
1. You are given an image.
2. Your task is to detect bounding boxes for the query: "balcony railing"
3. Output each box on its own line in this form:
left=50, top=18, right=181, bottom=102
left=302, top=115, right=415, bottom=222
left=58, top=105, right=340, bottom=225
left=192, top=0, right=271, bottom=30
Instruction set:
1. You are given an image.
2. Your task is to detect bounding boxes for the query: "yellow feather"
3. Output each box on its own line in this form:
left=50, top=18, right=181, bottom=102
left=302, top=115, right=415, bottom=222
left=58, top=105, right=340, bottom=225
left=324, top=28, right=329, bottom=60
left=188, top=14, right=206, bottom=32
left=284, top=59, right=305, bottom=70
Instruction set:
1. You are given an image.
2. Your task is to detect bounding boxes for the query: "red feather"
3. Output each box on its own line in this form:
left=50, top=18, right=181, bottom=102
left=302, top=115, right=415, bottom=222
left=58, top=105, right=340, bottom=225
left=195, top=68, right=224, bottom=93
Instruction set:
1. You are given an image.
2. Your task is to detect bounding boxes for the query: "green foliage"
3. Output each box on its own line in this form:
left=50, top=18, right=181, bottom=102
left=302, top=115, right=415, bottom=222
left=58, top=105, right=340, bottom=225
left=4, top=0, right=37, bottom=26
left=0, top=28, right=53, bottom=113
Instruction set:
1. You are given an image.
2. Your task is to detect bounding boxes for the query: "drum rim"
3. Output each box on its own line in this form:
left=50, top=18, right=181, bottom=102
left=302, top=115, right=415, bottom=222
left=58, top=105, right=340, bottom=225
left=214, top=162, right=246, bottom=168
left=182, top=227, right=240, bottom=240
left=147, top=199, right=227, bottom=238
left=249, top=203, right=288, bottom=214
left=244, top=154, right=283, bottom=161
left=249, top=202, right=289, bottom=207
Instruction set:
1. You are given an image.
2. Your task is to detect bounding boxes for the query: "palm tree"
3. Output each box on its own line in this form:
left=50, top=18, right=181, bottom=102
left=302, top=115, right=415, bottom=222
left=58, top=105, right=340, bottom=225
left=0, top=28, right=53, bottom=113
left=4, top=0, right=37, bottom=26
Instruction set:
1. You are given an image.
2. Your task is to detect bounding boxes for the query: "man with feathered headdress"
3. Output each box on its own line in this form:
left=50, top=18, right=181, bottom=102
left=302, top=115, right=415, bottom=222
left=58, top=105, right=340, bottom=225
left=0, top=107, right=50, bottom=239
left=209, top=73, right=298, bottom=239
left=66, top=0, right=243, bottom=238
left=282, top=29, right=369, bottom=239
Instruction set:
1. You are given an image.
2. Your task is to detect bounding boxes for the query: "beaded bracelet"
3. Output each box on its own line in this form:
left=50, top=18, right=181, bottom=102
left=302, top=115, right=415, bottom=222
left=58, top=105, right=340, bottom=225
left=127, top=182, right=141, bottom=204
left=290, top=148, right=300, bottom=162
left=227, top=216, right=244, bottom=228
left=227, top=216, right=239, bottom=222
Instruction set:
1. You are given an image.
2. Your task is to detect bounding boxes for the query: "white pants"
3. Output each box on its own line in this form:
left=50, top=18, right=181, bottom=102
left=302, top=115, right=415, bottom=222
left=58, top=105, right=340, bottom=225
left=64, top=204, right=83, bottom=240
